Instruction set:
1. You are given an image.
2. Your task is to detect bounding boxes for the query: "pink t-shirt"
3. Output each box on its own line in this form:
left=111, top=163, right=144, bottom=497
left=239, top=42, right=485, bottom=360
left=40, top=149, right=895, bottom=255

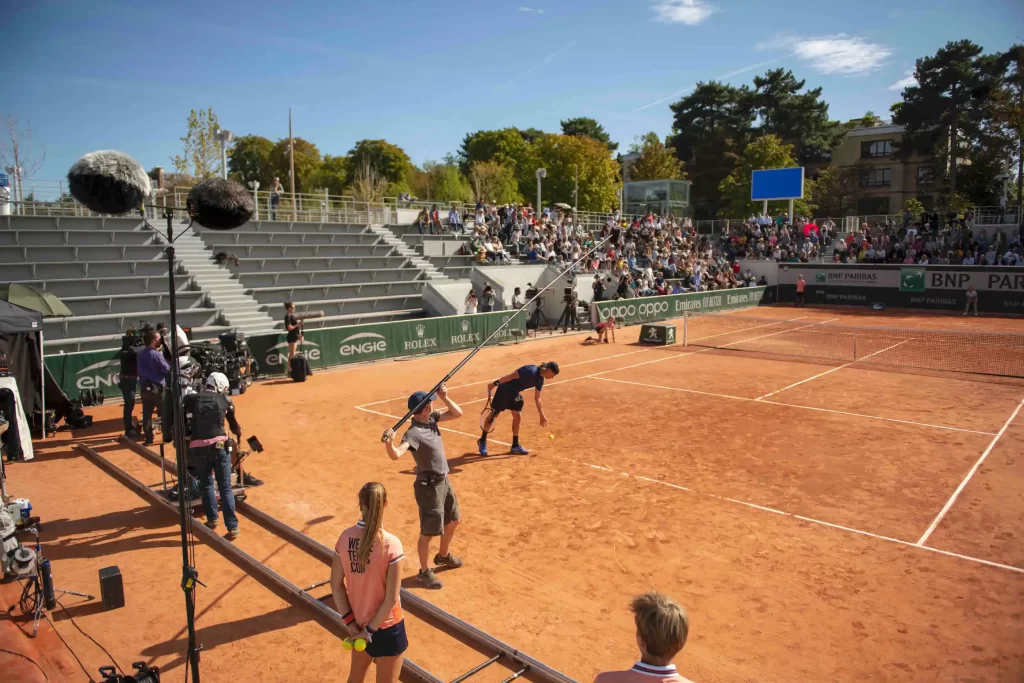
left=335, top=522, right=405, bottom=629
left=595, top=662, right=695, bottom=683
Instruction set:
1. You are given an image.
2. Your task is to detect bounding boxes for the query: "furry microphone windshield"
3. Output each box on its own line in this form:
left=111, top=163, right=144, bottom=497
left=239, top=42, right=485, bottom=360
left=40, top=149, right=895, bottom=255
left=187, top=178, right=255, bottom=230
left=67, top=150, right=152, bottom=215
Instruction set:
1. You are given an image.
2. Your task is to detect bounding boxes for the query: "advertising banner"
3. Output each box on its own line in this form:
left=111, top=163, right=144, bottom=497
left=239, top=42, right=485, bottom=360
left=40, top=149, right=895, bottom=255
left=591, top=287, right=767, bottom=326
left=44, top=349, right=122, bottom=400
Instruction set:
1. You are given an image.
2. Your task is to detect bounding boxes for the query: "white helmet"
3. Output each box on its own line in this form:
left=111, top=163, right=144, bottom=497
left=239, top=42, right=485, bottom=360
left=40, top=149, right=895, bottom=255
left=205, top=372, right=229, bottom=394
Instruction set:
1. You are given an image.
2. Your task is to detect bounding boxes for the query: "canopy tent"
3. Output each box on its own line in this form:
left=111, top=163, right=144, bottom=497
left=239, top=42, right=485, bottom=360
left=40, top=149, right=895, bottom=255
left=0, top=283, right=74, bottom=318
left=0, top=300, right=71, bottom=459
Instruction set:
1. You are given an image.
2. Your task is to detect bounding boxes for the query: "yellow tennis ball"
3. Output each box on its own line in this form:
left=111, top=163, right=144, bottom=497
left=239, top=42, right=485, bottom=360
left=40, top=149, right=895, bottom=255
left=549, top=434, right=555, bottom=440
left=343, top=639, right=353, bottom=651
left=354, top=638, right=367, bottom=652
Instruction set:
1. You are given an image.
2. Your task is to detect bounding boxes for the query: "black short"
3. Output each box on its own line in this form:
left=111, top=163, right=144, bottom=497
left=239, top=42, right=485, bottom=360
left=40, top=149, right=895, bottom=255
left=490, top=387, right=524, bottom=413
left=286, top=330, right=301, bottom=344
left=366, top=620, right=409, bottom=659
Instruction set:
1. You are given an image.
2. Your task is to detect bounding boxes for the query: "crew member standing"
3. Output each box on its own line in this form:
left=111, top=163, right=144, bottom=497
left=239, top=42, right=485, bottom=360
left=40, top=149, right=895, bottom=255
left=184, top=373, right=242, bottom=539
left=964, top=285, right=979, bottom=316
left=137, top=330, right=169, bottom=445
left=331, top=482, right=408, bottom=683
left=381, top=384, right=463, bottom=590
left=118, top=335, right=139, bottom=439
left=284, top=302, right=303, bottom=366
left=478, top=362, right=559, bottom=456
left=795, top=274, right=806, bottom=307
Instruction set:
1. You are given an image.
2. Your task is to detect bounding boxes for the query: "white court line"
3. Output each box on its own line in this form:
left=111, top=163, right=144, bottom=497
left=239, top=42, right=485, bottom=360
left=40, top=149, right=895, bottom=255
left=755, top=338, right=912, bottom=401
left=355, top=405, right=1024, bottom=575
left=593, top=376, right=996, bottom=435
left=357, top=315, right=815, bottom=409
left=915, top=399, right=1024, bottom=546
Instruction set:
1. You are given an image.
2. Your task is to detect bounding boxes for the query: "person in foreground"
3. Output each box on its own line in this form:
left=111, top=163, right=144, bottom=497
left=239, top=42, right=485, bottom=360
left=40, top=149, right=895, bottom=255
left=331, top=482, right=408, bottom=683
left=594, top=592, right=694, bottom=683
left=478, top=361, right=559, bottom=456
left=381, top=384, right=464, bottom=589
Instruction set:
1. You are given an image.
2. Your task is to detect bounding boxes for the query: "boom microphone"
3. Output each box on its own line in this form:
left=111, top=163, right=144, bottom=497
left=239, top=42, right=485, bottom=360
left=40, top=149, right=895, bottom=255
left=67, top=150, right=152, bottom=215
left=187, top=178, right=255, bottom=230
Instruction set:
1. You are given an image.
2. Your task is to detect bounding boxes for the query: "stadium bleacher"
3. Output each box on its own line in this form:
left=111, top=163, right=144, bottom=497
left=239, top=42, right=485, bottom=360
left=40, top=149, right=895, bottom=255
left=1, top=213, right=488, bottom=353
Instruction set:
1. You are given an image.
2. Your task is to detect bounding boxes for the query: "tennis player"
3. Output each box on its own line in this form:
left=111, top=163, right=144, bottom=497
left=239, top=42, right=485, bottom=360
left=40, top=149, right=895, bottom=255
left=478, top=361, right=559, bottom=456
left=585, top=316, right=617, bottom=344
left=381, top=384, right=463, bottom=590
left=594, top=592, right=694, bottom=683
left=331, top=482, right=407, bottom=683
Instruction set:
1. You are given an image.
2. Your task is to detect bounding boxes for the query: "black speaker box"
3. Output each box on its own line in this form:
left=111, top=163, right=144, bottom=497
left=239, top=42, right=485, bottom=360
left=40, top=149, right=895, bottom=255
left=99, top=566, right=125, bottom=610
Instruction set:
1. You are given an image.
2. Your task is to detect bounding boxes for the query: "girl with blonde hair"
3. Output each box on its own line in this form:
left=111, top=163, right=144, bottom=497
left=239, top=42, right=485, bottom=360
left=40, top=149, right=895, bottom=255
left=331, top=482, right=407, bottom=683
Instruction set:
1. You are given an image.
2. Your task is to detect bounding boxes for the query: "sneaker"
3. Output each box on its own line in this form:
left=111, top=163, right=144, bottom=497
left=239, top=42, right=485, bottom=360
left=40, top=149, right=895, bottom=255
left=418, top=569, right=443, bottom=589
left=477, top=438, right=489, bottom=456
left=511, top=445, right=530, bottom=456
left=227, top=528, right=240, bottom=540
left=205, top=519, right=218, bottom=531
left=242, top=472, right=264, bottom=487
left=434, top=553, right=464, bottom=569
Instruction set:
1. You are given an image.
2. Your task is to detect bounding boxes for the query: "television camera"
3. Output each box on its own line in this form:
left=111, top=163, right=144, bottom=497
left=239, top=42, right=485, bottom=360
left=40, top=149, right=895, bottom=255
left=188, top=331, right=257, bottom=395
left=99, top=662, right=160, bottom=682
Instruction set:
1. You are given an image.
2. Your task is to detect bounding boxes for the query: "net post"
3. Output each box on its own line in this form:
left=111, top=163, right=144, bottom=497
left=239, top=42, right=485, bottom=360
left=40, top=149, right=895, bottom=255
left=683, top=311, right=688, bottom=346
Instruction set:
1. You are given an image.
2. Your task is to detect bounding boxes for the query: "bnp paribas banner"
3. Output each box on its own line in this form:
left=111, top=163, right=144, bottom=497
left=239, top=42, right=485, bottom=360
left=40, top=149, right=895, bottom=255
left=247, top=310, right=527, bottom=376
left=591, top=287, right=768, bottom=326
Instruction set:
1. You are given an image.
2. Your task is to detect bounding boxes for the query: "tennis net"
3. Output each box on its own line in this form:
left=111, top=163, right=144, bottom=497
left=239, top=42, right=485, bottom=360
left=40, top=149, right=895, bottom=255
left=681, top=312, right=1024, bottom=378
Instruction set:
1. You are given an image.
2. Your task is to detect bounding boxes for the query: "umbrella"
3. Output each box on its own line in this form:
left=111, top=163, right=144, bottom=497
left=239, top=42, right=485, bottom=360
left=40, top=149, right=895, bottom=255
left=0, top=283, right=73, bottom=318
left=553, top=203, right=573, bottom=210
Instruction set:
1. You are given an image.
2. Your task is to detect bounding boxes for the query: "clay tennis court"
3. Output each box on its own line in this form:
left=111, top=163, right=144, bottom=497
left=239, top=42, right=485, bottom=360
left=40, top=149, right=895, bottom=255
left=5, top=306, right=1024, bottom=682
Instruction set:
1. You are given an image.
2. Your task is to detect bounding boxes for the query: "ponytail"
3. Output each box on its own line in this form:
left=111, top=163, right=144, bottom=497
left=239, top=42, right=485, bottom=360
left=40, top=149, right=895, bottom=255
left=357, top=482, right=387, bottom=569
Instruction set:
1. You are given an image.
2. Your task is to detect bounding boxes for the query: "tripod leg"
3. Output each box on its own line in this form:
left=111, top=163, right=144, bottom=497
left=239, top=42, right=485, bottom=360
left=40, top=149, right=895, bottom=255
left=53, top=589, right=95, bottom=600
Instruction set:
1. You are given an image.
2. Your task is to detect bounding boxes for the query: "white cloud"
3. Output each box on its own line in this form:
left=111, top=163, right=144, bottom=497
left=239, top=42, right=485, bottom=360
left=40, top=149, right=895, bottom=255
left=652, top=0, right=717, bottom=26
left=888, top=70, right=917, bottom=91
left=760, top=34, right=892, bottom=75
left=519, top=6, right=544, bottom=13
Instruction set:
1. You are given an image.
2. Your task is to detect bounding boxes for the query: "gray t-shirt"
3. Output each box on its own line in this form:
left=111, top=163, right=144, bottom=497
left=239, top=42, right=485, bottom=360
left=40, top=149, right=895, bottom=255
left=402, top=411, right=448, bottom=476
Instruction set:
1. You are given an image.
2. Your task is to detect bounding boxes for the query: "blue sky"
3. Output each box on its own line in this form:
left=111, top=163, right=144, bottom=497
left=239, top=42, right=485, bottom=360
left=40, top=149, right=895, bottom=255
left=3, top=0, right=1022, bottom=186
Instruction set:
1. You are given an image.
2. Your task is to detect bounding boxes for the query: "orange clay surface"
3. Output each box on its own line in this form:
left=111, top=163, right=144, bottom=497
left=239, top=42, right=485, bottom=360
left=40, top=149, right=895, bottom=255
left=3, top=305, right=1023, bottom=683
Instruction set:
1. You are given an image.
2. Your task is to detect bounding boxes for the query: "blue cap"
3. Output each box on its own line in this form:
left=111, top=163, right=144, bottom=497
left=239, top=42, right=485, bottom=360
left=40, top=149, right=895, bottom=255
left=408, top=391, right=436, bottom=412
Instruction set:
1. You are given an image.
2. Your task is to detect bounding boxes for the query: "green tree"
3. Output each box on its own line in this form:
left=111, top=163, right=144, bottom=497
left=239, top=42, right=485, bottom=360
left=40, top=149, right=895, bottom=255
left=669, top=82, right=754, bottom=218
left=170, top=108, right=221, bottom=179
left=345, top=139, right=411, bottom=187
left=408, top=162, right=472, bottom=203
left=750, top=69, right=843, bottom=164
left=227, top=135, right=274, bottom=186
left=270, top=138, right=322, bottom=193
left=991, top=44, right=1024, bottom=203
left=522, top=134, right=619, bottom=212
left=627, top=132, right=685, bottom=181
left=902, top=197, right=926, bottom=216
left=468, top=161, right=521, bottom=204
left=518, top=127, right=546, bottom=144
left=560, top=117, right=618, bottom=153
left=313, top=154, right=349, bottom=196
left=892, top=40, right=1004, bottom=197
left=458, top=128, right=531, bottom=178
left=808, top=166, right=860, bottom=217
left=718, top=135, right=815, bottom=217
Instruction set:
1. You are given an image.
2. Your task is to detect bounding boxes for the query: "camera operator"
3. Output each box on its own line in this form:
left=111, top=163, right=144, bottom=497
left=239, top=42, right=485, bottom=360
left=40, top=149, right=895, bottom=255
left=592, top=273, right=605, bottom=303
left=184, top=373, right=243, bottom=539
left=137, top=329, right=169, bottom=446
left=118, top=335, right=140, bottom=439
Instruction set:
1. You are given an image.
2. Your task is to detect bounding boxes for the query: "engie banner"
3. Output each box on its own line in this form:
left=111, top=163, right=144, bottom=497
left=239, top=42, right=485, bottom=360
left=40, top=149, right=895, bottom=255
left=590, top=287, right=768, bottom=326
left=45, top=310, right=528, bottom=399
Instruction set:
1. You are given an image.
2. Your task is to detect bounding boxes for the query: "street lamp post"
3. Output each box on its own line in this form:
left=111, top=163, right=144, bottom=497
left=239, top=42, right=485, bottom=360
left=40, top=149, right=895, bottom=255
left=248, top=180, right=260, bottom=220
left=214, top=128, right=235, bottom=180
left=535, top=168, right=547, bottom=217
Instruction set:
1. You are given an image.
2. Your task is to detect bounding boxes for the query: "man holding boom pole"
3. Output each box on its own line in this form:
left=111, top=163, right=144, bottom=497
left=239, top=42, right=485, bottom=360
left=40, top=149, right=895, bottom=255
left=381, top=384, right=464, bottom=590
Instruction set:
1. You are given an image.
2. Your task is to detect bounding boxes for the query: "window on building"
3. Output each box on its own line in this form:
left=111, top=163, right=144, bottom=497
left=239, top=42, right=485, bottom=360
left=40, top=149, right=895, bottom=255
left=917, top=194, right=935, bottom=211
left=916, top=166, right=934, bottom=185
left=857, top=197, right=890, bottom=215
left=860, top=140, right=894, bottom=158
left=858, top=168, right=892, bottom=187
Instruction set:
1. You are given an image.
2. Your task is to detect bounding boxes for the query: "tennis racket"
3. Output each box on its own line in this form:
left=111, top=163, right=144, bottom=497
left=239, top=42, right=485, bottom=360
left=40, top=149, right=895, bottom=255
left=479, top=398, right=499, bottom=434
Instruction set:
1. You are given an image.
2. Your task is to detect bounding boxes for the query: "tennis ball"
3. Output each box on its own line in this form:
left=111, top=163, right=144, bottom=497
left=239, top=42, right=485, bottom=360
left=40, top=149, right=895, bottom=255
left=354, top=638, right=367, bottom=652
left=343, top=638, right=367, bottom=652
left=549, top=434, right=555, bottom=440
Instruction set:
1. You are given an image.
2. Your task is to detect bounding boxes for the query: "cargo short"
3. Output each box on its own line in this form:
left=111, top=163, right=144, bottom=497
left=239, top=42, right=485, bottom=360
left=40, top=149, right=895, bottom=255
left=413, top=473, right=460, bottom=537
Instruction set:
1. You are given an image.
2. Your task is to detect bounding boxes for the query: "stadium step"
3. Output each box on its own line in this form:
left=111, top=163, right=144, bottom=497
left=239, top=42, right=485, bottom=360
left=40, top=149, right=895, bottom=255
left=370, top=225, right=452, bottom=284
left=173, top=225, right=279, bottom=335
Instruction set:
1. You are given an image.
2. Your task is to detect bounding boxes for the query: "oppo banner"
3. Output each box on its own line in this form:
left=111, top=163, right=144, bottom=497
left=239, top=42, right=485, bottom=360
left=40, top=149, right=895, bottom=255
left=590, top=287, right=768, bottom=326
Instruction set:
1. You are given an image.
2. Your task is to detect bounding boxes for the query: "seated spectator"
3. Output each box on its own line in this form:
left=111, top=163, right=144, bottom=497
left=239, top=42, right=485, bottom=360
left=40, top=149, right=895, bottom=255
left=415, top=209, right=432, bottom=235
left=448, top=206, right=463, bottom=234
left=430, top=204, right=443, bottom=233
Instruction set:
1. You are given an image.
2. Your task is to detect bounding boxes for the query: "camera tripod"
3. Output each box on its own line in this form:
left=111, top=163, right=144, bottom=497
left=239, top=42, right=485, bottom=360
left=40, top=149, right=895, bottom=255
left=556, top=295, right=583, bottom=333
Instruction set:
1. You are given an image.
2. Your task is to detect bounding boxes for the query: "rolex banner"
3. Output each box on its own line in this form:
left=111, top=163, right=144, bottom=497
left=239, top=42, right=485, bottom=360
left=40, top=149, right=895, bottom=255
left=591, top=287, right=768, bottom=326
